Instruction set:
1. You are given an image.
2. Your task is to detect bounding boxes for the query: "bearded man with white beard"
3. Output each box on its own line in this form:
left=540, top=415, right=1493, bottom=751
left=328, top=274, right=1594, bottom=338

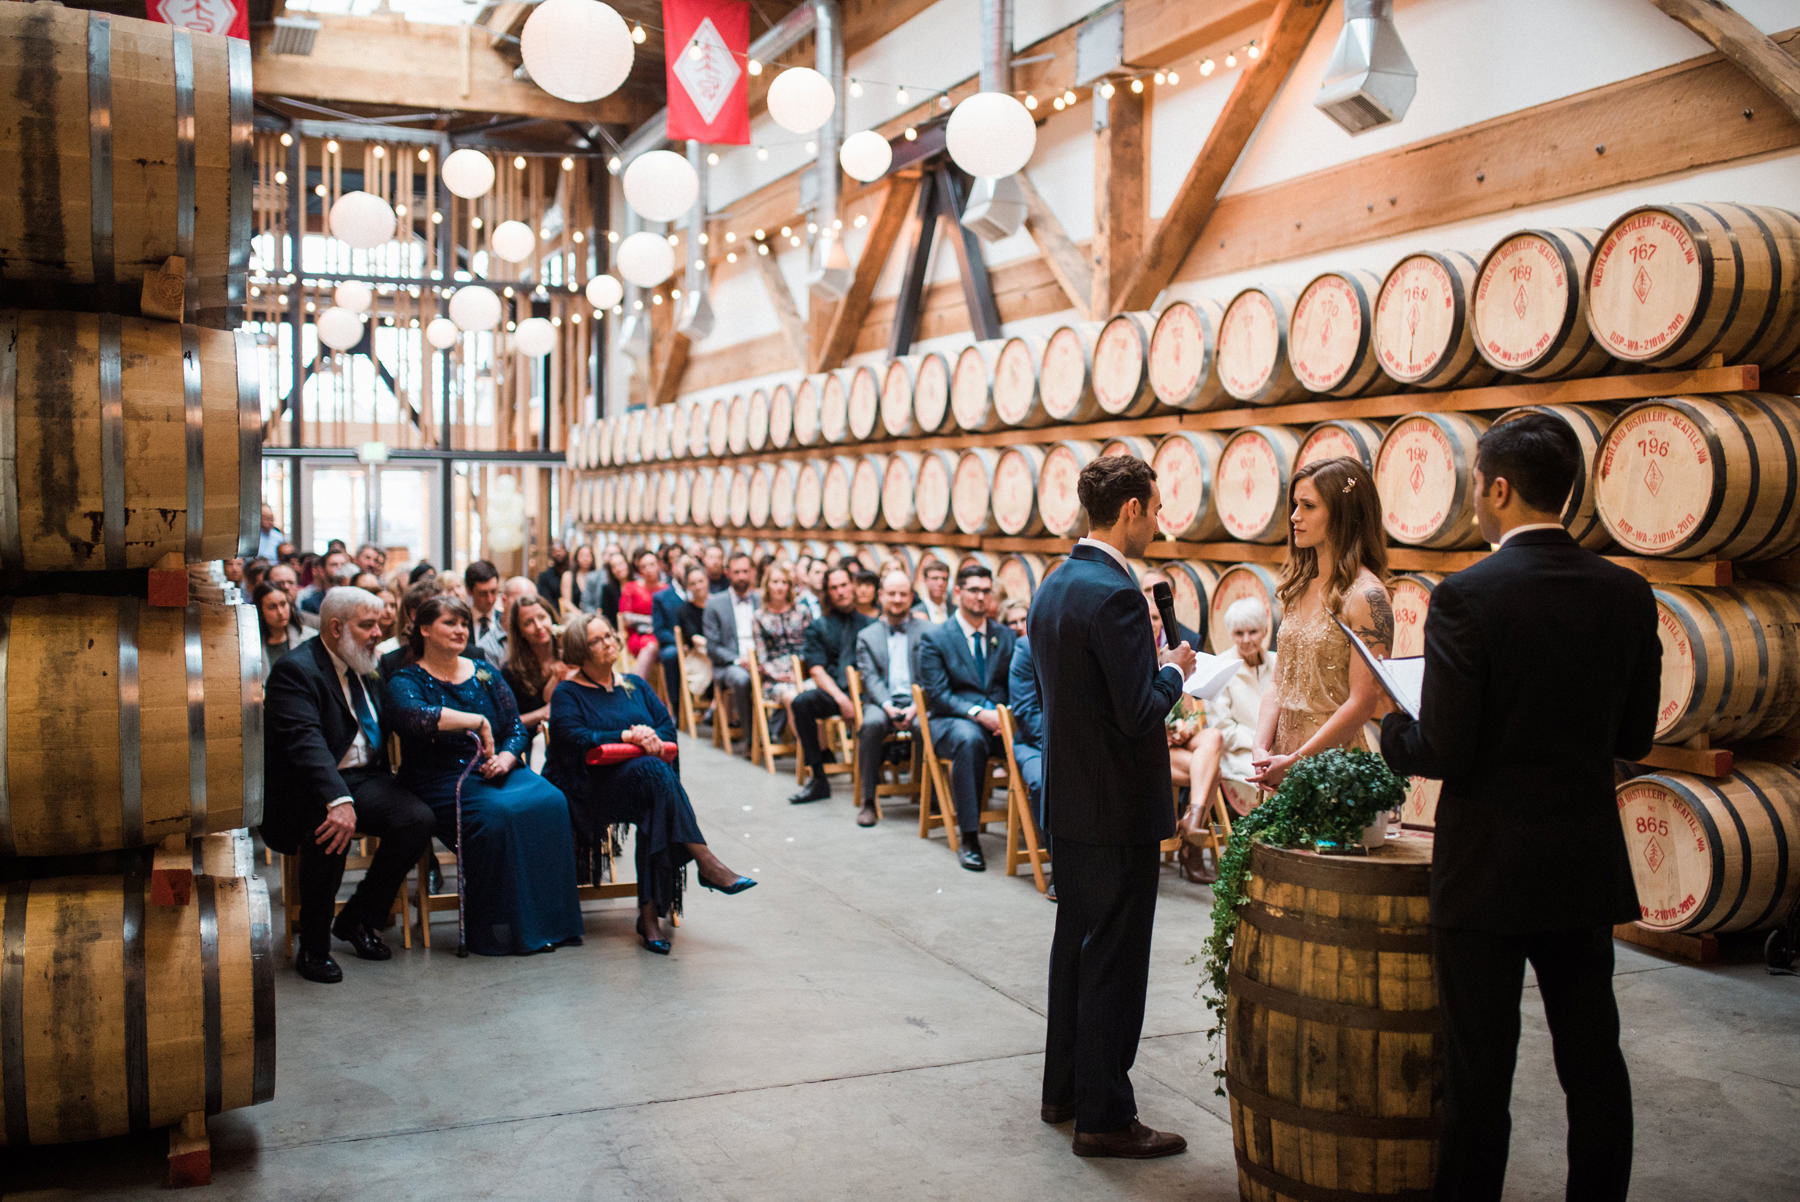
left=263, top=587, right=436, bottom=983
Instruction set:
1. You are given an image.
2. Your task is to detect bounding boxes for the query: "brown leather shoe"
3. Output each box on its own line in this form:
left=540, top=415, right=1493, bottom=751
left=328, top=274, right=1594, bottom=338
left=1040, top=1103, right=1075, bottom=1124
left=1178, top=843, right=1217, bottom=886
left=856, top=801, right=879, bottom=827
left=1071, top=1120, right=1188, bottom=1159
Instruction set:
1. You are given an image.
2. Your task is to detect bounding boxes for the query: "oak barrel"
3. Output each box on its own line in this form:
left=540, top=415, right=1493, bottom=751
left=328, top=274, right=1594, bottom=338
left=821, top=456, right=855, bottom=531
left=793, top=459, right=826, bottom=529
left=1151, top=431, right=1227, bottom=542
left=909, top=351, right=955, bottom=435
left=657, top=471, right=681, bottom=526
left=1390, top=572, right=1440, bottom=659
left=995, top=552, right=1052, bottom=605
left=1492, top=403, right=1616, bottom=550
left=1163, top=560, right=1221, bottom=642
left=981, top=335, right=1050, bottom=430
left=912, top=449, right=956, bottom=534
left=612, top=414, right=632, bottom=467
left=655, top=404, right=677, bottom=461
left=768, top=462, right=797, bottom=529
left=1652, top=583, right=1800, bottom=744
left=1474, top=228, right=1612, bottom=379
left=1214, top=426, right=1302, bottom=545
left=820, top=371, right=851, bottom=444
left=1208, top=563, right=1284, bottom=653
left=767, top=382, right=795, bottom=450
left=1039, top=322, right=1106, bottom=423
left=681, top=401, right=706, bottom=461
left=1226, top=838, right=1439, bottom=1202
left=634, top=470, right=655, bottom=526
left=704, top=396, right=729, bottom=458
left=881, top=356, right=926, bottom=439
left=0, top=3, right=253, bottom=328
left=1, top=310, right=258, bottom=571
left=1289, top=269, right=1391, bottom=397
left=1148, top=297, right=1230, bottom=411
left=1092, top=311, right=1159, bottom=418
left=792, top=376, right=823, bottom=447
left=725, top=393, right=750, bottom=457
left=1218, top=288, right=1304, bottom=406
left=726, top=464, right=752, bottom=529
left=1098, top=436, right=1156, bottom=462
left=0, top=866, right=275, bottom=1145
left=687, top=466, right=713, bottom=527
left=745, top=387, right=771, bottom=453
left=1038, top=440, right=1103, bottom=539
left=848, top=454, right=887, bottom=532
left=1374, top=413, right=1490, bottom=549
left=1374, top=251, right=1498, bottom=389
left=1296, top=418, right=1387, bottom=472
left=880, top=452, right=923, bottom=533
left=991, top=445, right=1047, bottom=537
left=662, top=404, right=686, bottom=460
left=1616, top=764, right=1800, bottom=933
left=625, top=409, right=647, bottom=465
left=846, top=364, right=881, bottom=442
left=669, top=470, right=692, bottom=528
left=950, top=448, right=1003, bottom=536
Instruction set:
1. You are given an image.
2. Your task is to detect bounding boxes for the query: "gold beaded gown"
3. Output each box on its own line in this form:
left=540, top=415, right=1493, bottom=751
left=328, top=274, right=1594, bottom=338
left=1270, top=604, right=1362, bottom=759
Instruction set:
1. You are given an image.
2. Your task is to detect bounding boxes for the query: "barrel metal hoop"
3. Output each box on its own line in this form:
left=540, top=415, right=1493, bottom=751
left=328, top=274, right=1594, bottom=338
left=1737, top=392, right=1800, bottom=557
left=1702, top=396, right=1760, bottom=558
left=246, top=878, right=277, bottom=1103
left=0, top=603, right=10, bottom=861
left=235, top=329, right=262, bottom=559
left=171, top=28, right=197, bottom=321
left=1227, top=968, right=1441, bottom=1033
left=183, top=326, right=206, bottom=561
left=117, top=596, right=143, bottom=845
left=1248, top=847, right=1433, bottom=897
left=0, top=313, right=20, bottom=569
left=1234, top=1148, right=1433, bottom=1202
left=237, top=602, right=265, bottom=826
left=1227, top=1076, right=1438, bottom=1141
left=1655, top=589, right=1712, bottom=741
left=185, top=604, right=208, bottom=839
left=1, top=881, right=27, bottom=1146
left=198, top=876, right=222, bottom=1115
left=87, top=16, right=116, bottom=299
left=99, top=315, right=126, bottom=570
left=1654, top=773, right=1728, bottom=931
left=1237, top=898, right=1435, bottom=954
left=1687, top=203, right=1748, bottom=367
left=226, top=37, right=254, bottom=328
left=122, top=855, right=150, bottom=1134
left=1726, top=204, right=1781, bottom=362
left=1738, top=771, right=1793, bottom=932
left=1717, top=771, right=1784, bottom=933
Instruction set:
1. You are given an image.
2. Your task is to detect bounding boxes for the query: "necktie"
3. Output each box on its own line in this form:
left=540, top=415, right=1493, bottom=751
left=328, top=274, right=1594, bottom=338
left=347, top=670, right=381, bottom=752
left=972, top=629, right=987, bottom=681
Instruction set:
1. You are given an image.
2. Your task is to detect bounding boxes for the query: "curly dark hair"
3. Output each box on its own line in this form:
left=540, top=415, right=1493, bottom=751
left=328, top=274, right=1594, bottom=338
left=1077, top=454, right=1157, bottom=528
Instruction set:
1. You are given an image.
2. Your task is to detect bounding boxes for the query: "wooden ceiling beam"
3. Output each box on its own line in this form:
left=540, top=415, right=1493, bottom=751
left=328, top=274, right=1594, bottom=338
left=1092, top=88, right=1146, bottom=317
left=1015, top=173, right=1092, bottom=322
left=1650, top=0, right=1800, bottom=123
left=750, top=243, right=812, bottom=372
left=812, top=174, right=921, bottom=372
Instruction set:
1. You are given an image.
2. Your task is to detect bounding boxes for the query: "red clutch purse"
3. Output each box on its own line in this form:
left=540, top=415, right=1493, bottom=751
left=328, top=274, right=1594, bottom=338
left=585, top=742, right=679, bottom=766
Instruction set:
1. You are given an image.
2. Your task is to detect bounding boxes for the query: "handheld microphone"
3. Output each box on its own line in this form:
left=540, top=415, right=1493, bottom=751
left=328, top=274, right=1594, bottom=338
left=1151, top=581, right=1182, bottom=650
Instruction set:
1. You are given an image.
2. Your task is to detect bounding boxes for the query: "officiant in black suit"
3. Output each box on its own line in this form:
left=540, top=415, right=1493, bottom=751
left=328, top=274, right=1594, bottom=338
left=1379, top=414, right=1659, bottom=1202
left=1028, top=455, right=1194, bottom=1159
left=263, top=587, right=436, bottom=984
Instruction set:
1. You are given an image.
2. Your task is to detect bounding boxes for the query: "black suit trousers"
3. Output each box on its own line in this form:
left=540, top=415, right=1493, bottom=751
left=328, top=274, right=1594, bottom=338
left=930, top=715, right=1004, bottom=833
left=295, top=769, right=436, bottom=954
left=1042, top=838, right=1160, bottom=1133
left=791, top=688, right=843, bottom=770
left=1432, top=925, right=1632, bottom=1202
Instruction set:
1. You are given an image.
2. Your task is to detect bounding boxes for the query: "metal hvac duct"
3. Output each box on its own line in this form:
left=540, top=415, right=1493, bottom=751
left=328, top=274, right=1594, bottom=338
left=960, top=0, right=1024, bottom=243
left=804, top=0, right=850, bottom=298
left=677, top=141, right=715, bottom=340
left=1314, top=0, right=1418, bottom=134
left=614, top=206, right=653, bottom=374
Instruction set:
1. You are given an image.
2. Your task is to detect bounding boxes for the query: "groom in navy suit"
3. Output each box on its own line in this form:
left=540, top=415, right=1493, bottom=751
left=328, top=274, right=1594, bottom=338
left=1029, top=455, right=1195, bottom=1158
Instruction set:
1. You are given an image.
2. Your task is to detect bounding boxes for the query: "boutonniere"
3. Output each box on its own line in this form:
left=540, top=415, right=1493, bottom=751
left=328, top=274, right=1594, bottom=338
left=621, top=678, right=636, bottom=693
left=473, top=664, right=494, bottom=686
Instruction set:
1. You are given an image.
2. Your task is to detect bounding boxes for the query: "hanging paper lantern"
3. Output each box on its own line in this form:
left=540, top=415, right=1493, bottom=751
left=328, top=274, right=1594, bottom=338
left=315, top=306, right=365, bottom=351
left=520, top=0, right=634, bottom=104
left=489, top=220, right=538, bottom=263
left=333, top=281, right=374, bottom=314
left=328, top=191, right=397, bottom=250
left=440, top=148, right=497, bottom=199
left=448, top=285, right=503, bottom=331
left=514, top=317, right=557, bottom=357
left=424, top=316, right=461, bottom=349
left=946, top=91, right=1037, bottom=178
left=616, top=231, right=675, bottom=288
left=768, top=66, right=836, bottom=135
left=621, top=150, right=700, bottom=223
left=839, top=129, right=893, bottom=183
left=585, top=273, right=624, bottom=310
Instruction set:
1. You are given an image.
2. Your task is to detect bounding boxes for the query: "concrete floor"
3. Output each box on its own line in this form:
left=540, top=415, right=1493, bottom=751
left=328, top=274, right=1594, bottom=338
left=4, top=741, right=1798, bottom=1201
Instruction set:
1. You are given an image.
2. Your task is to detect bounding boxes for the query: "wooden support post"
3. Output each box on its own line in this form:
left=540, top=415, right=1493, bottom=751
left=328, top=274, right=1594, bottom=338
left=813, top=175, right=921, bottom=372
left=933, top=169, right=1002, bottom=343
left=751, top=242, right=812, bottom=372
left=1114, top=0, right=1331, bottom=313
left=167, top=1112, right=212, bottom=1188
left=887, top=173, right=943, bottom=359
left=1015, top=172, right=1092, bottom=322
left=1651, top=0, right=1800, bottom=123
left=652, top=332, right=692, bottom=408
left=1092, top=87, right=1146, bottom=316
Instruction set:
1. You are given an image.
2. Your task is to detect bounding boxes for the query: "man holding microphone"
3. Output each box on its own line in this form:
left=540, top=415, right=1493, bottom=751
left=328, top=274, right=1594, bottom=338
left=1029, top=456, right=1195, bottom=1158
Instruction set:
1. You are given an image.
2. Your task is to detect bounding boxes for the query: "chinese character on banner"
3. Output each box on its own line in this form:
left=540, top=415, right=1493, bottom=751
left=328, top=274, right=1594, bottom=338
left=145, top=0, right=249, bottom=41
left=663, top=0, right=750, bottom=145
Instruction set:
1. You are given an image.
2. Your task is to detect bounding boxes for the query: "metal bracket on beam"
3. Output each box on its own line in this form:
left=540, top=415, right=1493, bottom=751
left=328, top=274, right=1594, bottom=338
left=1075, top=3, right=1126, bottom=86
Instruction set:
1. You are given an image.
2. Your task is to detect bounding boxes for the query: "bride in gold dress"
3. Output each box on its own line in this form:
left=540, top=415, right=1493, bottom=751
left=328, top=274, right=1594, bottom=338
left=1248, top=456, right=1395, bottom=793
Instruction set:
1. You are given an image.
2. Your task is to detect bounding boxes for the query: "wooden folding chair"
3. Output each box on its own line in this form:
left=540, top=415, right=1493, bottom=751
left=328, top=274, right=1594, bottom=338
left=795, top=654, right=855, bottom=786
left=997, top=705, right=1049, bottom=892
left=675, top=644, right=701, bottom=739
left=848, top=666, right=921, bottom=820
left=282, top=834, right=411, bottom=958
left=749, top=648, right=799, bottom=773
left=910, top=684, right=1008, bottom=851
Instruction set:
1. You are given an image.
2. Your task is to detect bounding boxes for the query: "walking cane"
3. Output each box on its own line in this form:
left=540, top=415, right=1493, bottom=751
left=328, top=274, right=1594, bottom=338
left=452, top=730, right=485, bottom=958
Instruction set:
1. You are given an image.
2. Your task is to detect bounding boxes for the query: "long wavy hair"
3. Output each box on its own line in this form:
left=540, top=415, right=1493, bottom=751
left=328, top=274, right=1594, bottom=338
left=1276, top=456, right=1389, bottom=617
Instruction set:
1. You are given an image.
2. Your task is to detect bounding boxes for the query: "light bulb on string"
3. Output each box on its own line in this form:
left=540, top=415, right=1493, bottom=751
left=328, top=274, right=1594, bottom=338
left=1154, top=71, right=1166, bottom=85
left=1025, top=94, right=1038, bottom=110
left=1099, top=81, right=1115, bottom=99
left=280, top=133, right=293, bottom=147
left=849, top=80, right=863, bottom=98
left=747, top=58, right=762, bottom=76
left=895, top=86, right=908, bottom=104
left=755, top=146, right=768, bottom=161
left=631, top=23, right=645, bottom=43
left=1225, top=52, right=1236, bottom=68
left=372, top=146, right=386, bottom=159
left=1247, top=41, right=1260, bottom=59
left=1167, top=70, right=1180, bottom=84
left=1130, top=78, right=1144, bottom=94
left=904, top=126, right=917, bottom=140
left=326, top=140, right=339, bottom=154
left=707, top=152, right=719, bottom=165
left=562, top=156, right=575, bottom=171
left=1200, top=57, right=1216, bottom=76
left=1052, top=97, right=1065, bottom=111
left=418, top=148, right=432, bottom=162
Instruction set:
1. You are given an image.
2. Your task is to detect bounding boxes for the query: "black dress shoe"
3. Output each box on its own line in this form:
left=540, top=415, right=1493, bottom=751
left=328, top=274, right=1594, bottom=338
left=1071, top=1120, right=1188, bottom=1159
left=855, top=801, right=879, bottom=827
left=635, top=916, right=671, bottom=955
left=788, top=777, right=831, bottom=804
left=1040, top=1103, right=1075, bottom=1124
left=294, top=948, right=343, bottom=984
left=331, top=915, right=392, bottom=961
left=958, top=840, right=986, bottom=872
left=1046, top=883, right=1058, bottom=903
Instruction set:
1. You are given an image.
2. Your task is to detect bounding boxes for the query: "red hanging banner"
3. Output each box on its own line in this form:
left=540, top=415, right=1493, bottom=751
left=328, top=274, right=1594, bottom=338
left=144, top=0, right=249, bottom=41
left=663, top=0, right=750, bottom=145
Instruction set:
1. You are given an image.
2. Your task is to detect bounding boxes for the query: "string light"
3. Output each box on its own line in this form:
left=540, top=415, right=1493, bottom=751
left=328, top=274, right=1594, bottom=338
left=779, top=225, right=791, bottom=237
left=1063, top=89, right=1077, bottom=105
left=326, top=139, right=339, bottom=154
left=726, top=251, right=738, bottom=263
left=651, top=293, right=663, bottom=305
left=754, top=228, right=765, bottom=239
left=280, top=133, right=293, bottom=147
left=747, top=58, right=762, bottom=76
left=756, top=146, right=769, bottom=161
left=432, top=212, right=444, bottom=224
left=1167, top=69, right=1181, bottom=84
left=806, top=221, right=817, bottom=233
left=562, top=156, right=575, bottom=171
left=666, top=232, right=680, bottom=245
left=419, top=148, right=432, bottom=163
left=372, top=146, right=386, bottom=159
left=849, top=80, right=863, bottom=98
left=895, top=85, right=909, bottom=104
left=607, top=230, right=619, bottom=243
left=757, top=243, right=769, bottom=256
left=631, top=23, right=646, bottom=44
left=698, top=231, right=710, bottom=245
left=725, top=231, right=736, bottom=243
left=1200, top=57, right=1216, bottom=76
left=514, top=155, right=527, bottom=170
left=1225, top=52, right=1237, bottom=68
left=853, top=213, right=868, bottom=228
left=904, top=126, right=917, bottom=140
left=707, top=151, right=720, bottom=166
left=689, top=43, right=703, bottom=61
left=313, top=184, right=326, bottom=197
left=1052, top=96, right=1065, bottom=111
left=671, top=287, right=681, bottom=299
left=805, top=139, right=818, bottom=154
left=472, top=216, right=483, bottom=229
left=274, top=170, right=287, bottom=185
left=1247, top=40, right=1261, bottom=59
left=608, top=155, right=622, bottom=173
left=1024, top=94, right=1038, bottom=110
left=1130, top=78, right=1144, bottom=94
left=572, top=230, right=584, bottom=243
left=395, top=203, right=408, bottom=216
left=1154, top=71, right=1167, bottom=85
left=1099, top=80, right=1116, bottom=99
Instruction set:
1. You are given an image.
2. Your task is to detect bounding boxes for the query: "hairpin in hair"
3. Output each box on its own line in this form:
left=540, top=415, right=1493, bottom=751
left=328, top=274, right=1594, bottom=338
left=1342, top=476, right=1358, bottom=495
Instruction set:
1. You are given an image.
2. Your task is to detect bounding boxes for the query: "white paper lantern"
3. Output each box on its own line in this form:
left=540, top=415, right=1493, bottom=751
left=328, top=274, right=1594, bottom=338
left=514, top=317, right=557, bottom=357
left=839, top=130, right=893, bottom=183
left=489, top=220, right=538, bottom=263
left=622, top=150, right=699, bottom=223
left=486, top=490, right=527, bottom=554
left=328, top=191, right=397, bottom=250
left=520, top=0, right=634, bottom=104
left=585, top=273, right=623, bottom=310
left=315, top=306, right=365, bottom=352
left=440, top=148, right=496, bottom=199
left=333, top=281, right=374, bottom=314
left=946, top=91, right=1037, bottom=179
left=424, top=316, right=461, bottom=349
left=616, top=231, right=675, bottom=288
left=768, top=66, right=836, bottom=135
left=448, top=285, right=503, bottom=332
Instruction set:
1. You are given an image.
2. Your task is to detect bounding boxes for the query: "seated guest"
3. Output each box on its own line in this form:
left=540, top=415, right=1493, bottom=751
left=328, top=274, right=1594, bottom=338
left=702, top=552, right=760, bottom=740
left=263, top=588, right=436, bottom=983
left=916, top=565, right=1017, bottom=871
left=255, top=581, right=309, bottom=674
left=300, top=549, right=352, bottom=614
left=912, top=558, right=951, bottom=624
left=620, top=548, right=668, bottom=681
left=465, top=560, right=507, bottom=664
left=1139, top=568, right=1204, bottom=651
left=660, top=542, right=687, bottom=589
left=1144, top=593, right=1228, bottom=885
left=1000, top=598, right=1030, bottom=640
left=269, top=561, right=317, bottom=631
left=1007, top=626, right=1054, bottom=902
left=223, top=556, right=245, bottom=584
left=536, top=541, right=570, bottom=611
left=584, top=549, right=630, bottom=625
left=545, top=615, right=755, bottom=955
left=753, top=560, right=809, bottom=713
left=852, top=569, right=880, bottom=619
left=700, top=543, right=729, bottom=595
left=788, top=565, right=873, bottom=804
left=801, top=557, right=828, bottom=620
left=379, top=578, right=446, bottom=678
left=852, top=572, right=929, bottom=828
left=503, top=593, right=571, bottom=750
left=385, top=594, right=584, bottom=956
left=356, top=543, right=386, bottom=576
left=561, top=544, right=599, bottom=620
left=1200, top=597, right=1277, bottom=818
left=653, top=566, right=698, bottom=703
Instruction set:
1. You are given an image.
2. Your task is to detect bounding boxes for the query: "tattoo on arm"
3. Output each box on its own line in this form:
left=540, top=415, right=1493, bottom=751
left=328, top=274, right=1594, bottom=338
left=1353, top=585, right=1395, bottom=656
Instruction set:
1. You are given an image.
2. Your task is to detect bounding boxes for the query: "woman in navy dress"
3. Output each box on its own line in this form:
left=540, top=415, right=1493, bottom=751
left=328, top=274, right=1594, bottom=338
left=386, top=593, right=584, bottom=956
left=545, top=613, right=754, bottom=955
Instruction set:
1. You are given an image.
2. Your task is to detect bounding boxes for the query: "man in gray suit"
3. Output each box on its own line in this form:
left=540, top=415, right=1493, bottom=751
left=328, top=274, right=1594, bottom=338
left=702, top=552, right=760, bottom=744
left=853, top=571, right=931, bottom=828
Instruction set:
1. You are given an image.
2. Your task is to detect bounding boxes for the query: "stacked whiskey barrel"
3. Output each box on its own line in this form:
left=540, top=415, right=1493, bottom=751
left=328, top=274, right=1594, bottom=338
left=0, top=2, right=272, bottom=1168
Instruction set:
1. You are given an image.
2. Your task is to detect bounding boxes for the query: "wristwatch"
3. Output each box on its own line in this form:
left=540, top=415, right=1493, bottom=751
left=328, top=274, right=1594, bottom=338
left=968, top=705, right=982, bottom=719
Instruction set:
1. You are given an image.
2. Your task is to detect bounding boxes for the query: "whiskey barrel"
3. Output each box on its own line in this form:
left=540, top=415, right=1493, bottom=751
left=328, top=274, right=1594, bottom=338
left=1217, top=288, right=1305, bottom=406
left=1148, top=297, right=1230, bottom=411
left=610, top=416, right=628, bottom=468
left=588, top=420, right=607, bottom=469
left=984, top=334, right=1051, bottom=430
left=884, top=351, right=951, bottom=438
left=910, top=351, right=954, bottom=436
left=1, top=310, right=258, bottom=571
left=1099, top=436, right=1156, bottom=462
left=2, top=593, right=263, bottom=856
left=881, top=452, right=923, bottom=533
left=769, top=462, right=797, bottom=529
left=846, top=364, right=881, bottom=442
left=737, top=389, right=765, bottom=454
left=1040, top=322, right=1106, bottom=423
left=1092, top=312, right=1159, bottom=418
left=850, top=454, right=887, bottom=532
left=1474, top=228, right=1612, bottom=378
left=821, top=456, right=855, bottom=531
left=820, top=372, right=851, bottom=444
left=1390, top=572, right=1440, bottom=658
left=1374, top=251, right=1499, bottom=389
left=1297, top=418, right=1388, bottom=472
left=1151, top=432, right=1227, bottom=542
left=992, top=445, right=1047, bottom=537
left=1652, top=583, right=1800, bottom=744
left=1375, top=413, right=1491, bottom=549
left=1208, top=563, right=1284, bottom=653
left=703, top=397, right=729, bottom=458
left=625, top=409, right=646, bottom=465
left=669, top=470, right=692, bottom=528
left=687, top=466, right=713, bottom=527
left=1616, top=764, right=1800, bottom=933
left=792, top=376, right=824, bottom=447
left=793, top=459, right=826, bottom=529
left=1226, top=838, right=1438, bottom=1202
left=656, top=471, right=680, bottom=525
left=0, top=4, right=253, bottom=329
left=633, top=471, right=654, bottom=525
left=1289, top=269, right=1391, bottom=397
left=1586, top=203, right=1800, bottom=371
left=726, top=464, right=752, bottom=529
left=680, top=401, right=705, bottom=461
left=696, top=467, right=722, bottom=528
left=881, top=356, right=926, bottom=438
left=996, top=552, right=1052, bottom=604
left=565, top=424, right=583, bottom=471
left=667, top=402, right=690, bottom=460
left=767, top=382, right=795, bottom=450
left=951, top=448, right=1004, bottom=536
left=725, top=393, right=749, bottom=457
left=590, top=476, right=607, bottom=525
left=1162, top=561, right=1221, bottom=642
left=1039, top=440, right=1103, bottom=538
left=0, top=867, right=275, bottom=1146
left=1214, top=426, right=1303, bottom=545
left=914, top=449, right=956, bottom=534
left=655, top=405, right=678, bottom=461
left=1492, top=403, right=1616, bottom=550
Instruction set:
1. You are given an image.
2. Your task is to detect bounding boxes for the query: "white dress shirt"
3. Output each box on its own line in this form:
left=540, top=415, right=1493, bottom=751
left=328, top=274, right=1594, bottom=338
left=731, top=590, right=757, bottom=654
left=1076, top=536, right=1134, bottom=580
left=1497, top=522, right=1566, bottom=547
left=322, top=642, right=376, bottom=808
left=916, top=597, right=949, bottom=624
